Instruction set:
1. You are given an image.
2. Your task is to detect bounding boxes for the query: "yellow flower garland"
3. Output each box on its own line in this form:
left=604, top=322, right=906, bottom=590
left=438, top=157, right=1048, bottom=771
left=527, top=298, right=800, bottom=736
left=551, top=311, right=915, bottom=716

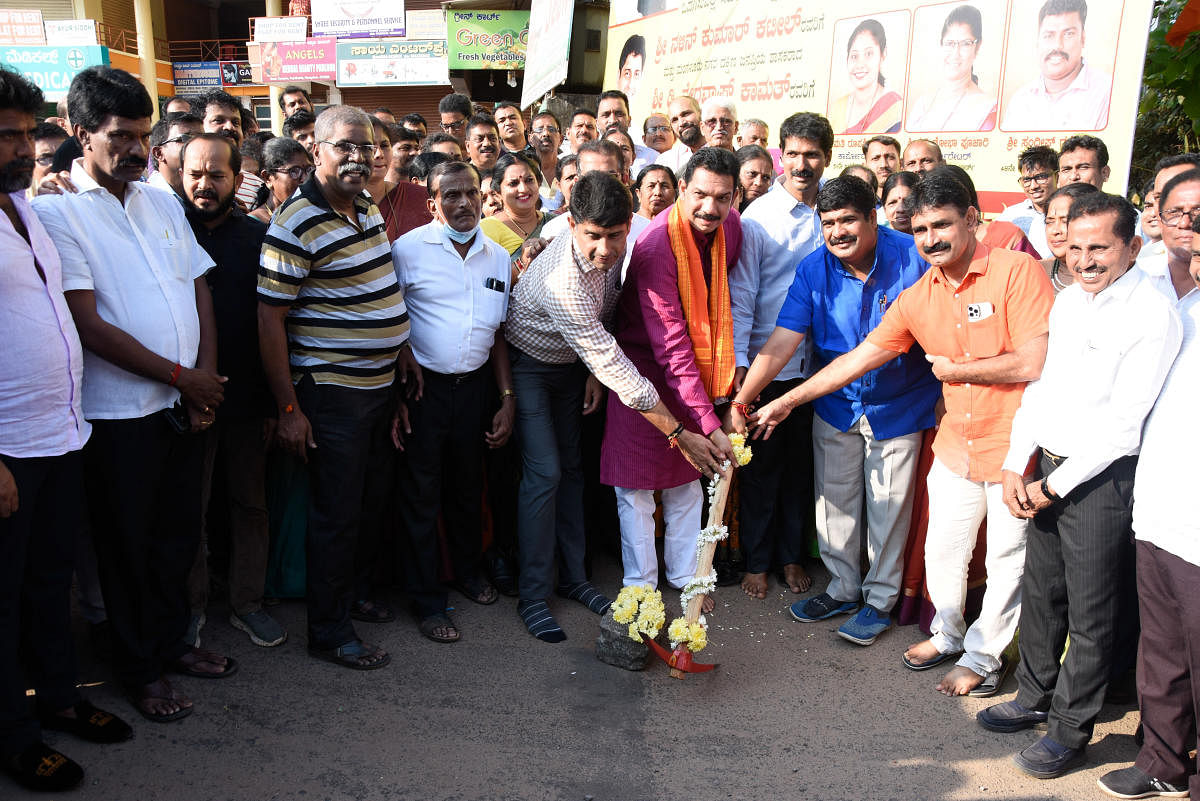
left=667, top=617, right=708, bottom=652
left=611, top=585, right=666, bottom=641
left=728, top=432, right=753, bottom=466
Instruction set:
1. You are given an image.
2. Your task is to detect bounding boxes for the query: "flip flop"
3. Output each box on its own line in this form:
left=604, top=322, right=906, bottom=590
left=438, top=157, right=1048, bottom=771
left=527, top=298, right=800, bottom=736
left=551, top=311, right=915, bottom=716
left=452, top=577, right=498, bottom=605
left=350, top=599, right=396, bottom=623
left=170, top=648, right=239, bottom=679
left=308, top=639, right=392, bottom=670
left=902, top=649, right=962, bottom=671
left=40, top=701, right=134, bottom=743
left=128, top=680, right=193, bottom=723
left=968, top=657, right=1012, bottom=697
left=418, top=613, right=461, bottom=643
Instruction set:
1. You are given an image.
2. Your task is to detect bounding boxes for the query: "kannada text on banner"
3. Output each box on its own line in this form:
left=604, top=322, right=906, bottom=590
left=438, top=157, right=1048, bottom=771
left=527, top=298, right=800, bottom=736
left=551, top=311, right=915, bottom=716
left=606, top=0, right=1154, bottom=209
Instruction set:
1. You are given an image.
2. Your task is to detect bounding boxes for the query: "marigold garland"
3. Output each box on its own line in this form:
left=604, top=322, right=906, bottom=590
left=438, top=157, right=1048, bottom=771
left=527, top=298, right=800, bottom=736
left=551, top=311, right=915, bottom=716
left=667, top=616, right=708, bottom=652
left=611, top=585, right=666, bottom=641
left=728, top=432, right=753, bottom=466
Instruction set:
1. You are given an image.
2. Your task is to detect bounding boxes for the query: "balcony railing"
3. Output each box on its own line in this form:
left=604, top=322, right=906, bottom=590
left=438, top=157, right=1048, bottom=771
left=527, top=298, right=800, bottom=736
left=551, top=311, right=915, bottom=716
left=95, top=22, right=169, bottom=58
left=167, top=39, right=250, bottom=62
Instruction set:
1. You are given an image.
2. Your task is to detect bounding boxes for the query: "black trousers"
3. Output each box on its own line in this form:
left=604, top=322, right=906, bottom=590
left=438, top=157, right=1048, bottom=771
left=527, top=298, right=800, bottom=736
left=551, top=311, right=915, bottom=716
left=0, top=451, right=84, bottom=757
left=85, top=414, right=204, bottom=688
left=737, top=379, right=812, bottom=573
left=295, top=378, right=392, bottom=650
left=1013, top=452, right=1139, bottom=749
left=396, top=367, right=489, bottom=619
left=1134, top=540, right=1200, bottom=793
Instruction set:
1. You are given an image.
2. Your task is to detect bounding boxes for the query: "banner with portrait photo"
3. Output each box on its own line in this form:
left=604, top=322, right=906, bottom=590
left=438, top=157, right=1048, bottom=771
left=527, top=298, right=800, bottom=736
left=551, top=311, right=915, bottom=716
left=606, top=0, right=1153, bottom=210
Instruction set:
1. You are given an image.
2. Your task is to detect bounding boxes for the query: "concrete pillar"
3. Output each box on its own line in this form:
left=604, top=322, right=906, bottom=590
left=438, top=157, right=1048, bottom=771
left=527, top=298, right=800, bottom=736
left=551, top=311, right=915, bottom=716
left=132, top=0, right=159, bottom=121
left=266, top=0, right=284, bottom=135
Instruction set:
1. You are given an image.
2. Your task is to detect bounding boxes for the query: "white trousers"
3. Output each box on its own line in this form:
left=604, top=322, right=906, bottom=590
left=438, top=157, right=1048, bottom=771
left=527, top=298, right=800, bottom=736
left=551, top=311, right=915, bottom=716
left=924, top=457, right=1029, bottom=675
left=615, top=482, right=703, bottom=589
left=812, top=413, right=922, bottom=612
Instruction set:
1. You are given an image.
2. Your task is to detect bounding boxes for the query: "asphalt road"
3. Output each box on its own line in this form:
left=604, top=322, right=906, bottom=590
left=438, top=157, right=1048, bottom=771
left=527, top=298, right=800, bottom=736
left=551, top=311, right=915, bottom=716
left=18, top=557, right=1138, bottom=801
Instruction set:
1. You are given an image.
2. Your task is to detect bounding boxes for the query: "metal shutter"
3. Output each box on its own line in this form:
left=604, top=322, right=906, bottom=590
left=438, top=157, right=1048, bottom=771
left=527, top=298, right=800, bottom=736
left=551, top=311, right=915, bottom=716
left=3, top=0, right=75, bottom=20
left=339, top=85, right=453, bottom=130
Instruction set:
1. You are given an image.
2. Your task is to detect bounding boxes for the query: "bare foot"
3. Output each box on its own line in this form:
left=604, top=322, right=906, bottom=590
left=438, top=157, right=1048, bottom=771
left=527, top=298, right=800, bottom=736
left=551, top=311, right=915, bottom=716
left=133, top=677, right=192, bottom=721
left=935, top=665, right=985, bottom=696
left=701, top=594, right=715, bottom=614
left=903, top=638, right=943, bottom=665
left=782, top=563, right=812, bottom=593
left=741, top=572, right=768, bottom=599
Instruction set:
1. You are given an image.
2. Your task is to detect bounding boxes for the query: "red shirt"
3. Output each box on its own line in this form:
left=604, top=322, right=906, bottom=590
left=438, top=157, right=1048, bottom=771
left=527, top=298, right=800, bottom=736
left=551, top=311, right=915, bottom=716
left=867, top=242, right=1053, bottom=482
left=378, top=182, right=433, bottom=243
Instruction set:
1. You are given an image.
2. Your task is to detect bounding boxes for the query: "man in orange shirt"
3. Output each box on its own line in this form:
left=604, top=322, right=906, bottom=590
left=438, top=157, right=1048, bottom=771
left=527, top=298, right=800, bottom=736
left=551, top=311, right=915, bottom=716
left=755, top=172, right=1053, bottom=696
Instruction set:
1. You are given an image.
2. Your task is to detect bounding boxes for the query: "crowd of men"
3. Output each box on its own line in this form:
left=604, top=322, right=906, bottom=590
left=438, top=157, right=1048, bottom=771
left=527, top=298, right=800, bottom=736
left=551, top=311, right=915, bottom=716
left=2, top=56, right=1199, bottom=801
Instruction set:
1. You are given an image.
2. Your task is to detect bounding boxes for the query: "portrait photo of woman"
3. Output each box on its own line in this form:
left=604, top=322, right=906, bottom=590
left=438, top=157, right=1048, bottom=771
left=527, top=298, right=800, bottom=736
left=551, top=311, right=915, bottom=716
left=828, top=16, right=909, bottom=135
left=906, top=4, right=999, bottom=132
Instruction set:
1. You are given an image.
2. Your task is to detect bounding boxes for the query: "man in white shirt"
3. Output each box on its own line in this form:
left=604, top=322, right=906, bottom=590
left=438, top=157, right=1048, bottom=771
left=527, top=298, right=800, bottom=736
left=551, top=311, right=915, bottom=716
left=1000, top=0, right=1112, bottom=131
left=656, top=96, right=705, bottom=175
left=700, top=97, right=738, bottom=152
left=597, top=90, right=656, bottom=176
left=729, top=112, right=829, bottom=600
left=0, top=68, right=132, bottom=796
left=33, top=66, right=235, bottom=726
left=391, top=162, right=514, bottom=643
left=981, top=193, right=1182, bottom=780
left=1138, top=162, right=1200, bottom=289
left=1096, top=214, right=1200, bottom=801
left=562, top=109, right=598, bottom=155
left=998, top=146, right=1058, bottom=258
left=642, top=113, right=675, bottom=155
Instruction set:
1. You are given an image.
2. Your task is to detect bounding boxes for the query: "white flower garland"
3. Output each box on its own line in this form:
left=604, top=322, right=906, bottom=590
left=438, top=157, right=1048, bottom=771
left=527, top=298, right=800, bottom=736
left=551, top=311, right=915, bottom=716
left=679, top=571, right=717, bottom=608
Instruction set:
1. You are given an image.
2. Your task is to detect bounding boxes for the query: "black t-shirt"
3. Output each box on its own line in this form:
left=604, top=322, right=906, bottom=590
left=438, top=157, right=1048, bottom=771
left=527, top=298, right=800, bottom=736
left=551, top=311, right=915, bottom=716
left=50, top=136, right=82, bottom=173
left=187, top=209, right=273, bottom=421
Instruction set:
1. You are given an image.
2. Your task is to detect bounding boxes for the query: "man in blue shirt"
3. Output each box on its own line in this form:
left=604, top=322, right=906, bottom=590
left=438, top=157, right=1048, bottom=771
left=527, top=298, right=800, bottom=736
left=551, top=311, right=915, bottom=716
left=729, top=175, right=939, bottom=645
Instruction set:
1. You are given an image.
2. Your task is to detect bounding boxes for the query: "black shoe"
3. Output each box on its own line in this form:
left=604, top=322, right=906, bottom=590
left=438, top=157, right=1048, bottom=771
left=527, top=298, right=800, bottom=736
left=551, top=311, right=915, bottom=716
left=40, top=700, right=134, bottom=744
left=1012, top=735, right=1085, bottom=779
left=1097, top=765, right=1189, bottom=799
left=486, top=550, right=518, bottom=597
left=977, top=700, right=1048, bottom=732
left=3, top=742, right=84, bottom=792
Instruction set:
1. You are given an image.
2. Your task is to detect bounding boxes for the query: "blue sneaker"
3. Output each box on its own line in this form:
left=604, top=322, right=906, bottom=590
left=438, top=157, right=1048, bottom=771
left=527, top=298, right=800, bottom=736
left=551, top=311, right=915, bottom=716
left=789, top=592, right=859, bottom=623
left=836, top=604, right=891, bottom=645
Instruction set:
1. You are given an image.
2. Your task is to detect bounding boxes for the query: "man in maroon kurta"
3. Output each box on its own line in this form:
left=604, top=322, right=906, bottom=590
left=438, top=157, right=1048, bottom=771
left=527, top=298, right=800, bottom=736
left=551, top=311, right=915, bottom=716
left=600, top=148, right=742, bottom=595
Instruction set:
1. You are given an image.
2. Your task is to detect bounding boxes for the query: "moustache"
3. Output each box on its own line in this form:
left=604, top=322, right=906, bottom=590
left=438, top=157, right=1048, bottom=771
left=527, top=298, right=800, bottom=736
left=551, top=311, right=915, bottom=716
left=923, top=242, right=951, bottom=255
left=695, top=212, right=721, bottom=222
left=791, top=169, right=815, bottom=180
left=338, top=163, right=371, bottom=178
left=829, top=235, right=857, bottom=246
left=1045, top=49, right=1069, bottom=62
left=0, top=158, right=34, bottom=192
left=191, top=189, right=219, bottom=201
left=117, top=158, right=145, bottom=170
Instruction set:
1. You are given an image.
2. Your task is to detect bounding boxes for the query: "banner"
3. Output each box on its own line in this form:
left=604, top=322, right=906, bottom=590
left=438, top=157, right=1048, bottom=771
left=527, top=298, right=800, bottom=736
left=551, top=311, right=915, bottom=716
left=1, top=44, right=108, bottom=100
left=446, top=10, right=529, bottom=70
left=172, top=60, right=222, bottom=90
left=248, top=37, right=336, bottom=82
left=520, top=0, right=574, bottom=108
left=405, top=9, right=445, bottom=40
left=220, top=60, right=255, bottom=86
left=606, top=0, right=1154, bottom=207
left=336, top=38, right=448, bottom=86
left=311, top=0, right=405, bottom=38
left=0, top=9, right=44, bottom=45
left=252, top=16, right=309, bottom=43
left=43, top=19, right=98, bottom=47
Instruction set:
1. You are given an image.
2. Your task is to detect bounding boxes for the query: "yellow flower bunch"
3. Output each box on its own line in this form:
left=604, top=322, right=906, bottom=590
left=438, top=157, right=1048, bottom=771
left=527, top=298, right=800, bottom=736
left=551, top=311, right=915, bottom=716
left=728, top=432, right=753, bottom=466
left=612, top=585, right=666, bottom=641
left=667, top=617, right=708, bottom=652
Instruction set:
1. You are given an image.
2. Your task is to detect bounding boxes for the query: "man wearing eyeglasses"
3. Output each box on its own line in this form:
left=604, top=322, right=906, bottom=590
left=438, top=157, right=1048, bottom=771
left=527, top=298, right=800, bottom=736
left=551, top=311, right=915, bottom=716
left=438, top=92, right=473, bottom=145
left=1136, top=154, right=1200, bottom=272
left=642, top=113, right=675, bottom=155
left=998, top=146, right=1059, bottom=258
left=1000, top=0, right=1111, bottom=131
left=147, top=112, right=203, bottom=201
left=528, top=111, right=562, bottom=208
left=1143, top=169, right=1200, bottom=307
left=1057, top=135, right=1109, bottom=190
left=699, top=96, right=738, bottom=152
left=29, top=121, right=66, bottom=196
left=258, top=106, right=415, bottom=671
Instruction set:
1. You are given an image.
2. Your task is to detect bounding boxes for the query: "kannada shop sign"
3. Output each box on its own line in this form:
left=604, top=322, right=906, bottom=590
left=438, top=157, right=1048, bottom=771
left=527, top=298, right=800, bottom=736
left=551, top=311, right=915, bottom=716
left=248, top=37, right=336, bottom=82
left=311, top=0, right=406, bottom=38
left=336, top=39, right=448, bottom=87
left=220, top=61, right=254, bottom=86
left=2, top=44, right=108, bottom=100
left=172, top=60, right=222, bottom=90
left=446, top=10, right=529, bottom=70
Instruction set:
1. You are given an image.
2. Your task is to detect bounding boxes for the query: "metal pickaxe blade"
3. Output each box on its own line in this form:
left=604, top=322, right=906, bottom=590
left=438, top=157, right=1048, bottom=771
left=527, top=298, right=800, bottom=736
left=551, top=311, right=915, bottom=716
left=641, top=634, right=719, bottom=676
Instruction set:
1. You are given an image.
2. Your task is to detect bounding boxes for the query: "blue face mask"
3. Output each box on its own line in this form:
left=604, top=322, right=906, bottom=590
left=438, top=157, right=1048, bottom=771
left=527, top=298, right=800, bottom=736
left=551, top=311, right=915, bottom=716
left=444, top=223, right=477, bottom=244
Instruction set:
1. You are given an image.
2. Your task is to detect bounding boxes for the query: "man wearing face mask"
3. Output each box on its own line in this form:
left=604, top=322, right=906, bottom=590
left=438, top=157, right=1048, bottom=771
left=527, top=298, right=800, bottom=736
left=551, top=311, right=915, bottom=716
left=754, top=172, right=1054, bottom=699
left=389, top=161, right=514, bottom=644
left=258, top=105, right=415, bottom=671
left=181, top=133, right=285, bottom=650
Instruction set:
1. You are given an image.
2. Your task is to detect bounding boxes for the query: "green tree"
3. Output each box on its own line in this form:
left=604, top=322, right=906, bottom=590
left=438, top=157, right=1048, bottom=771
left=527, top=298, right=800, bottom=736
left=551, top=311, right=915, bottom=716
left=1131, top=0, right=1200, bottom=193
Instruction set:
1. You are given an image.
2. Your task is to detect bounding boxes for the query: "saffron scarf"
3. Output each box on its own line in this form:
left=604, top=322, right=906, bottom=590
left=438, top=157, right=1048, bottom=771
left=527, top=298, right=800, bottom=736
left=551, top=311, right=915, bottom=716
left=667, top=201, right=735, bottom=400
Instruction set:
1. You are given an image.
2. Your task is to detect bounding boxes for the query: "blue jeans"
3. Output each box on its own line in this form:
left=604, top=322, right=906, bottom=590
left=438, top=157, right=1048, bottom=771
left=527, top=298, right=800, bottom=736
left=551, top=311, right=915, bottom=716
left=510, top=348, right=588, bottom=601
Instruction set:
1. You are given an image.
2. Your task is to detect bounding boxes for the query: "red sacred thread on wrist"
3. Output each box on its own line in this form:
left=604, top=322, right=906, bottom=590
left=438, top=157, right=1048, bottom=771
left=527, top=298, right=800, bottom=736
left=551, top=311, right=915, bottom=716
left=730, top=400, right=751, bottom=415
left=167, top=363, right=182, bottom=386
left=666, top=422, right=685, bottom=448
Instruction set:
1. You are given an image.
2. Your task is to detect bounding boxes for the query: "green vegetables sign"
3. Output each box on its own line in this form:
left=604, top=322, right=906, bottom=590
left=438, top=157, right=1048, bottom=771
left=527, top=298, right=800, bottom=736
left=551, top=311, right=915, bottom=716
left=446, top=10, right=529, bottom=70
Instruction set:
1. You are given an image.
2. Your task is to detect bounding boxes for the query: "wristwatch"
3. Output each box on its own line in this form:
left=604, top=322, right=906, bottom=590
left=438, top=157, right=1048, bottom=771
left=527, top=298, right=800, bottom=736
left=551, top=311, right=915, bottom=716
left=1040, top=477, right=1059, bottom=502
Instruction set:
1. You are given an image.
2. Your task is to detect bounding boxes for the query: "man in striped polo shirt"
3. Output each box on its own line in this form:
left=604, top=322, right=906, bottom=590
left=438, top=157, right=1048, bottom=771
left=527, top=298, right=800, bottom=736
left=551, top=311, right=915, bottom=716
left=258, top=105, right=412, bottom=671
